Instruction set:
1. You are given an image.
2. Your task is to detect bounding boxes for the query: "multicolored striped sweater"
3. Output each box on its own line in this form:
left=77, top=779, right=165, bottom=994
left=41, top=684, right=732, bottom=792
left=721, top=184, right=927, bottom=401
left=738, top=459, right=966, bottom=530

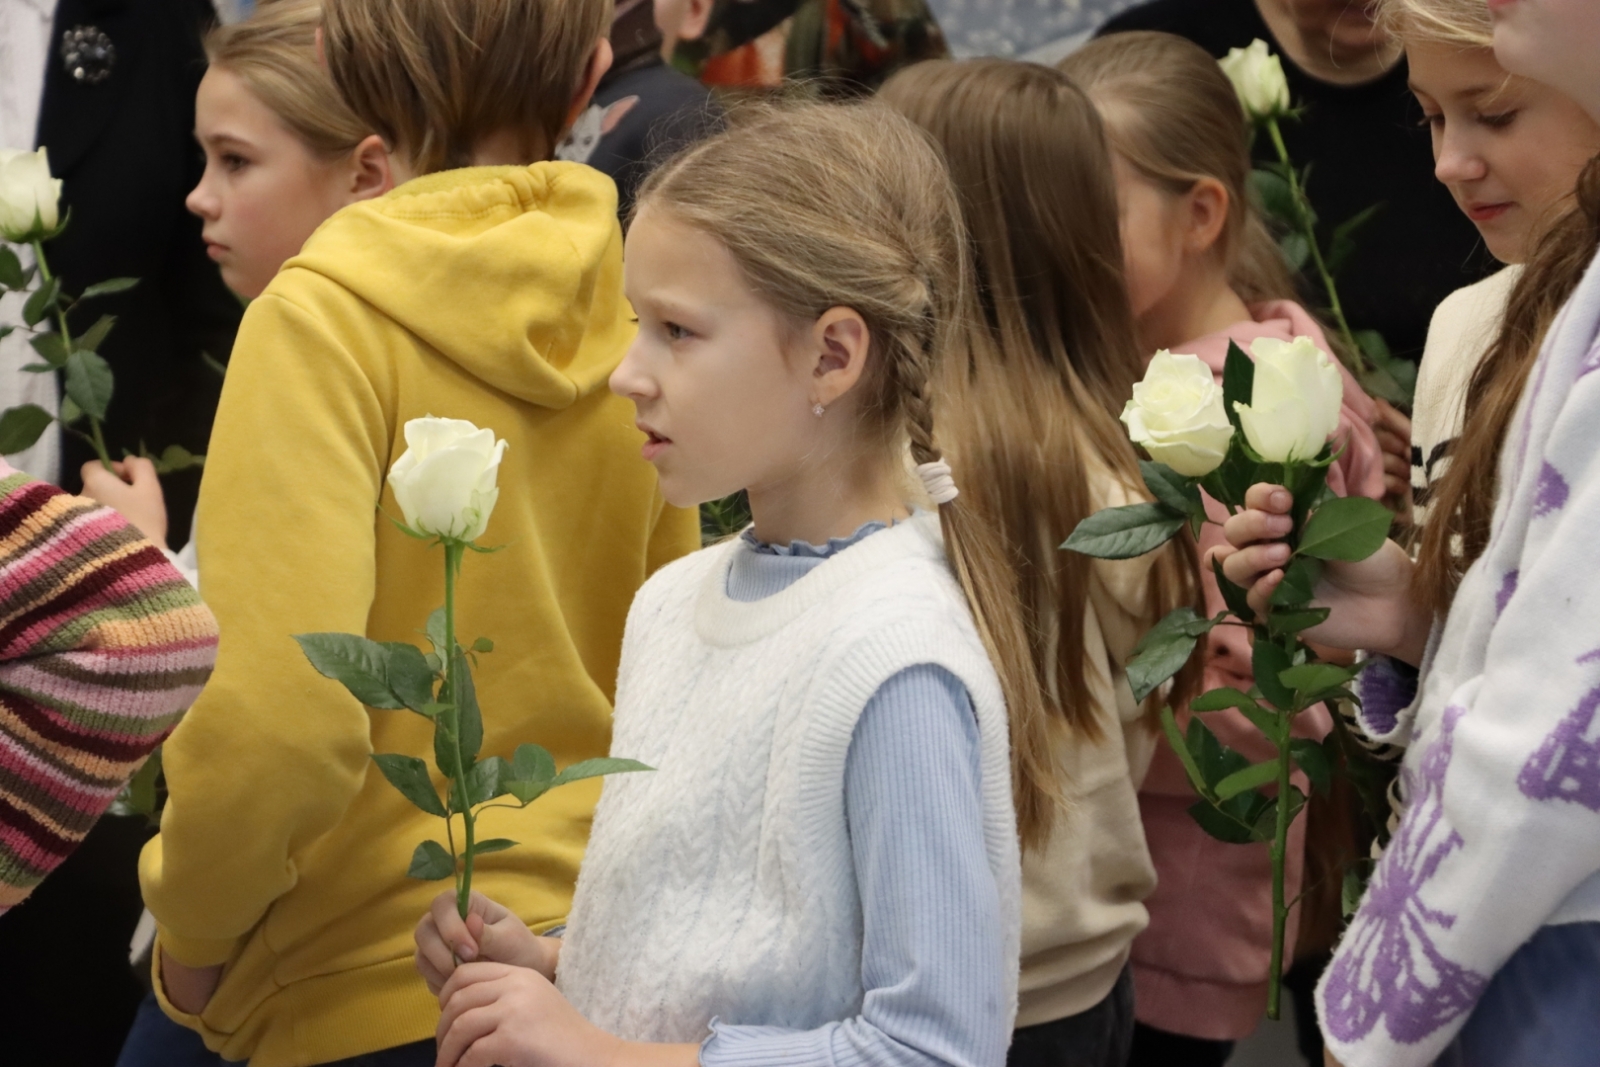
left=0, top=460, right=218, bottom=913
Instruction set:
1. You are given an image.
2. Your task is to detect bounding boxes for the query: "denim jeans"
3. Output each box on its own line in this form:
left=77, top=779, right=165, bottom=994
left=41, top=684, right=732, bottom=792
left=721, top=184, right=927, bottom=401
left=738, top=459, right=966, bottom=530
left=115, top=993, right=436, bottom=1067
left=1435, top=921, right=1600, bottom=1067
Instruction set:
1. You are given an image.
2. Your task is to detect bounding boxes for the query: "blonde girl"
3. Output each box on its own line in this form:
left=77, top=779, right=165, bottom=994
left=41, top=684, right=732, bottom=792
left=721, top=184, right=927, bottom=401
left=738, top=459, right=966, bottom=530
left=82, top=0, right=390, bottom=577
left=1059, top=31, right=1389, bottom=1066
left=412, top=99, right=1047, bottom=1067
left=1221, top=0, right=1600, bottom=1061
left=1376, top=0, right=1600, bottom=570
left=876, top=58, right=1198, bottom=1067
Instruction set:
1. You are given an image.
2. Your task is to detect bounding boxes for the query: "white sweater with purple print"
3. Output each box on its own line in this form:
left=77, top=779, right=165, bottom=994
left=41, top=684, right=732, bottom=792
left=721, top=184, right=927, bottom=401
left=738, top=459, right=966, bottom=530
left=1318, top=250, right=1600, bottom=1067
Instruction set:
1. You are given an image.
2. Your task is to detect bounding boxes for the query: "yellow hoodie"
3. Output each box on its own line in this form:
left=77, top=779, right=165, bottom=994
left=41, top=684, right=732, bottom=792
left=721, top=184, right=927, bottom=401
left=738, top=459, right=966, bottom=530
left=139, top=163, right=697, bottom=1065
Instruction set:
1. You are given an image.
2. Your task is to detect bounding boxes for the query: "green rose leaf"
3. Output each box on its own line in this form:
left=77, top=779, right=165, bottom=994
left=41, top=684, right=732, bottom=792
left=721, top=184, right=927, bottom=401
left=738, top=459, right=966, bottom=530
left=28, top=332, right=68, bottom=367
left=294, top=633, right=405, bottom=709
left=1248, top=168, right=1298, bottom=227
left=1279, top=662, right=1359, bottom=696
left=551, top=757, right=654, bottom=788
left=79, top=277, right=140, bottom=301
left=21, top=277, right=60, bottom=326
left=407, top=840, right=456, bottom=881
left=1266, top=606, right=1330, bottom=639
left=1280, top=232, right=1311, bottom=271
left=371, top=753, right=447, bottom=817
left=1215, top=757, right=1281, bottom=801
left=468, top=756, right=510, bottom=805
left=0, top=246, right=24, bottom=289
left=381, top=641, right=437, bottom=714
left=1211, top=557, right=1255, bottom=624
left=1187, top=685, right=1279, bottom=736
left=453, top=649, right=483, bottom=763
left=472, top=838, right=518, bottom=856
left=512, top=743, right=557, bottom=785
left=1290, top=737, right=1333, bottom=796
left=1298, top=496, right=1392, bottom=562
left=1253, top=639, right=1297, bottom=712
left=76, top=314, right=116, bottom=354
left=1061, top=502, right=1184, bottom=560
left=1221, top=341, right=1254, bottom=432
left=1159, top=705, right=1210, bottom=797
left=1187, top=713, right=1250, bottom=791
left=0, top=404, right=54, bottom=454
left=1188, top=791, right=1273, bottom=845
left=59, top=395, right=82, bottom=425
left=425, top=607, right=447, bottom=655
left=63, top=350, right=114, bottom=422
left=1126, top=607, right=1218, bottom=703
left=1140, top=460, right=1205, bottom=521
left=1270, top=555, right=1322, bottom=607
left=147, top=444, right=204, bottom=475
left=471, top=637, right=494, bottom=654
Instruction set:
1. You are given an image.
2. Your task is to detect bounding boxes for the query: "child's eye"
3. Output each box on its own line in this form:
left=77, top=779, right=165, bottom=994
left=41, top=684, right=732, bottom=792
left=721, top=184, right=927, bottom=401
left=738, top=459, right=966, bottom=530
left=664, top=322, right=692, bottom=342
left=1418, top=111, right=1444, bottom=130
left=222, top=153, right=249, bottom=172
left=1478, top=110, right=1518, bottom=129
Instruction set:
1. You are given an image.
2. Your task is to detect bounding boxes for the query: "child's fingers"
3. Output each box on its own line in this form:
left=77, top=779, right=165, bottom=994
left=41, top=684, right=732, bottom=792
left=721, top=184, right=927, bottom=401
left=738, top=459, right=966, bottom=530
left=431, top=890, right=478, bottom=961
left=435, top=1003, right=501, bottom=1067
left=122, top=457, right=160, bottom=487
left=414, top=921, right=455, bottom=994
left=1243, top=483, right=1293, bottom=514
left=1221, top=541, right=1290, bottom=588
left=1221, top=507, right=1293, bottom=552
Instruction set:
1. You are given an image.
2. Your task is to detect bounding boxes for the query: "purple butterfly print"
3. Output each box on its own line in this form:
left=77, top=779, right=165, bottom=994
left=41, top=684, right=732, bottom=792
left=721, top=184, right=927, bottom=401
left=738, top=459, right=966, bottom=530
left=1533, top=463, right=1569, bottom=519
left=1519, top=651, right=1600, bottom=811
left=1323, top=706, right=1488, bottom=1046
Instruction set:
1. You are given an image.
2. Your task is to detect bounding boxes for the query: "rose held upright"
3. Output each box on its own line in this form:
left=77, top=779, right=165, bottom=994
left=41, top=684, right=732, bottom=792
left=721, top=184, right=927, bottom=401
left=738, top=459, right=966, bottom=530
left=295, top=416, right=651, bottom=919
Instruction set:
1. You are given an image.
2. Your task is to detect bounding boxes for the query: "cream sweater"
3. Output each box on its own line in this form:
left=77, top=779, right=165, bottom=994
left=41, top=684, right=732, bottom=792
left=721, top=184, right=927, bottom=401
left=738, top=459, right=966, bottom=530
left=1017, top=475, right=1162, bottom=1027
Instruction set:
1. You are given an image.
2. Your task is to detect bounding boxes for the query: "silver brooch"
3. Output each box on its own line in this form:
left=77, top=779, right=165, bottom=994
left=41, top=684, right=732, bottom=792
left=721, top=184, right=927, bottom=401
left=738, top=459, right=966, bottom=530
left=61, top=26, right=116, bottom=85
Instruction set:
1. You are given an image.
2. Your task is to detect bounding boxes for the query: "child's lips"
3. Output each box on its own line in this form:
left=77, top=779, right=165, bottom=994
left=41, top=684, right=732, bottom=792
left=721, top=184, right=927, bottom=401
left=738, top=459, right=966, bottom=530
left=1466, top=201, right=1513, bottom=223
left=637, top=423, right=672, bottom=462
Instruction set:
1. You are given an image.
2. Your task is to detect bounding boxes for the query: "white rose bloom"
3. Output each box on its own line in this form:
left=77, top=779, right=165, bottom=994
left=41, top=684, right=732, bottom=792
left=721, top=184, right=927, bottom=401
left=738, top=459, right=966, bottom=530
left=1219, top=39, right=1291, bottom=122
left=389, top=416, right=509, bottom=543
left=1233, top=335, right=1344, bottom=463
left=1121, top=350, right=1235, bottom=477
left=0, top=148, right=63, bottom=243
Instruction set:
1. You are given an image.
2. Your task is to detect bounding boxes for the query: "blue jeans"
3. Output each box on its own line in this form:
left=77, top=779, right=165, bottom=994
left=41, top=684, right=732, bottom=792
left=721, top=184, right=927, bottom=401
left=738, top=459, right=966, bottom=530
left=116, top=994, right=436, bottom=1067
left=1436, top=921, right=1600, bottom=1067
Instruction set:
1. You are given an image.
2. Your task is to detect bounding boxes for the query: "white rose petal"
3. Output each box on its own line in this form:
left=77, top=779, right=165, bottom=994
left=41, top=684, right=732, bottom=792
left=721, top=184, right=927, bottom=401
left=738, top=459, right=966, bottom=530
left=389, top=416, right=509, bottom=542
left=0, top=147, right=63, bottom=243
left=1219, top=39, right=1291, bottom=122
left=1121, top=350, right=1235, bottom=477
left=1233, top=336, right=1344, bottom=463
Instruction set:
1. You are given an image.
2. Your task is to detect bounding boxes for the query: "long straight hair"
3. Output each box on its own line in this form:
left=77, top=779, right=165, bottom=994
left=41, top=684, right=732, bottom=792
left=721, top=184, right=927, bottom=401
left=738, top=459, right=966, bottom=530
left=1414, top=159, right=1600, bottom=610
left=880, top=60, right=1201, bottom=758
left=634, top=100, right=1059, bottom=849
left=1060, top=31, right=1298, bottom=306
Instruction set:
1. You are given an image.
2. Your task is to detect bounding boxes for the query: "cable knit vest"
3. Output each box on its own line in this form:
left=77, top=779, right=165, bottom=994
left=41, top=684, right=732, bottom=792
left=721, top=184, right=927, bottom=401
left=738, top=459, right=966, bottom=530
left=556, top=513, right=1022, bottom=1042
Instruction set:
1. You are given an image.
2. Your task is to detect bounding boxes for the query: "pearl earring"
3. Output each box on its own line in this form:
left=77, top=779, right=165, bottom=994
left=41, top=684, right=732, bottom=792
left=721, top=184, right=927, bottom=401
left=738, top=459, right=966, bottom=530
left=813, top=403, right=825, bottom=417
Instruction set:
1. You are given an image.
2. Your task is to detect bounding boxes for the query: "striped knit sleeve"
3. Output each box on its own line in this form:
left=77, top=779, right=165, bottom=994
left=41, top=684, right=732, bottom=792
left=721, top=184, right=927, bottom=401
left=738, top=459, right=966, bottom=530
left=0, top=462, right=218, bottom=913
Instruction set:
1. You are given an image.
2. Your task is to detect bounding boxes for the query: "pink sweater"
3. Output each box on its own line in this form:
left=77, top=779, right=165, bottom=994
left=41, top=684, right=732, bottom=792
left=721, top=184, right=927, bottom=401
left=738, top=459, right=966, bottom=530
left=1130, top=301, right=1385, bottom=1039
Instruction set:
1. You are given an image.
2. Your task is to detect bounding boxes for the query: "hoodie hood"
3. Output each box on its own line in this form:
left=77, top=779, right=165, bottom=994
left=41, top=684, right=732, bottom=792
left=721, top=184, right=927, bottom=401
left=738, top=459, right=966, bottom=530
left=288, top=162, right=630, bottom=409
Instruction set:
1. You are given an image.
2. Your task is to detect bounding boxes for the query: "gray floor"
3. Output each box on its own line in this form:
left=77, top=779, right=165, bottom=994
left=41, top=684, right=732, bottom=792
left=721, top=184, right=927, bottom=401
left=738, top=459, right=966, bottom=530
left=1225, top=1000, right=1311, bottom=1067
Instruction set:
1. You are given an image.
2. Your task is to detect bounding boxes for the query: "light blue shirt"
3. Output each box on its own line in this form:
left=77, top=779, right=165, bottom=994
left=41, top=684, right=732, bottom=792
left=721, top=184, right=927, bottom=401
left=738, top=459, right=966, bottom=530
left=698, top=521, right=1011, bottom=1067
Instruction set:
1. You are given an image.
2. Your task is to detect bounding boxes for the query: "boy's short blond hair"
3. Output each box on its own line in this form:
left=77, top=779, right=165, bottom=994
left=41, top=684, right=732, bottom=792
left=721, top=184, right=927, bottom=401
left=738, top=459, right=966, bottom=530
left=322, top=0, right=613, bottom=175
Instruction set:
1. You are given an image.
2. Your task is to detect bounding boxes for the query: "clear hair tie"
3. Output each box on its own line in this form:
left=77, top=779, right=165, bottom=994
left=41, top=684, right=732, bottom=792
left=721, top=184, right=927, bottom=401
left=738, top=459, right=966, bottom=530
left=916, top=460, right=960, bottom=505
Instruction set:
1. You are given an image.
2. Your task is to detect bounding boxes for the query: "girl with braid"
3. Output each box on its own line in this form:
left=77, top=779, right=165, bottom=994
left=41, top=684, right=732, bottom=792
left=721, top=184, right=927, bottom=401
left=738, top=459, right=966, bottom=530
left=411, top=99, right=1042, bottom=1067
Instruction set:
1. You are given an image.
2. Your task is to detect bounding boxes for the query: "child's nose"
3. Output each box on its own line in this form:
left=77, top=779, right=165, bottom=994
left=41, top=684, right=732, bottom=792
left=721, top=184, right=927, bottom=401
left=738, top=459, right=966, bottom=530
left=185, top=177, right=218, bottom=221
left=1434, top=135, right=1487, bottom=186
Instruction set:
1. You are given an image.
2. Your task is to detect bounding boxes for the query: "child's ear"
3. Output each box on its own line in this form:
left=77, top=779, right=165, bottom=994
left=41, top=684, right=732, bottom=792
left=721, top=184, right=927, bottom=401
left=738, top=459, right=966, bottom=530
left=1183, top=176, right=1231, bottom=256
left=681, top=0, right=714, bottom=41
left=348, top=134, right=395, bottom=201
left=809, top=307, right=872, bottom=408
left=565, top=37, right=615, bottom=133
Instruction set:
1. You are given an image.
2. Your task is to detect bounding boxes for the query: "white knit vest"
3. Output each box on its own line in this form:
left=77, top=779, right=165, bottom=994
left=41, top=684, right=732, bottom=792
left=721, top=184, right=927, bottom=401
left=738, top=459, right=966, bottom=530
left=556, top=513, right=1021, bottom=1042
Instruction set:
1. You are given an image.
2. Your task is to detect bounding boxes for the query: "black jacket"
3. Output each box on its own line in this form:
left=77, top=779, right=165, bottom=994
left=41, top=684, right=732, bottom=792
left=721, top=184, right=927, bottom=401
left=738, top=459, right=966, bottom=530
left=39, top=0, right=241, bottom=534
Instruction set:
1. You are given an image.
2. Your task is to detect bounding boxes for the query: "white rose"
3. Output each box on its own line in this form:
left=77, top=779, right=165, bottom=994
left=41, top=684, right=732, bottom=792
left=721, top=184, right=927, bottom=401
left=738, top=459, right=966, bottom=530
left=0, top=148, right=63, bottom=243
left=389, top=417, right=509, bottom=543
left=1233, top=336, right=1344, bottom=463
left=1121, top=350, right=1236, bottom=477
left=1219, top=39, right=1291, bottom=122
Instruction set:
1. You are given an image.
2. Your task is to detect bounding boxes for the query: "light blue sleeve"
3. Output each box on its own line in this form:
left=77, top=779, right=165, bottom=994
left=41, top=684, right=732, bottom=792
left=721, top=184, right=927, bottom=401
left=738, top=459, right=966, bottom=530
left=699, top=664, right=1011, bottom=1067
